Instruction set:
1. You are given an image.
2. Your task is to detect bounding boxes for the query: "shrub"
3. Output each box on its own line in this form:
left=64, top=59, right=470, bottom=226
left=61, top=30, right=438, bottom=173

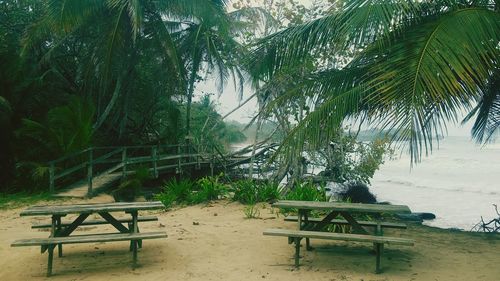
left=155, top=175, right=228, bottom=207
left=112, top=167, right=151, bottom=202
left=338, top=182, right=377, bottom=203
left=243, top=204, right=260, bottom=219
left=232, top=179, right=259, bottom=204
left=113, top=178, right=141, bottom=202
left=155, top=178, right=195, bottom=208
left=285, top=181, right=328, bottom=202
left=191, top=175, right=227, bottom=204
left=231, top=180, right=281, bottom=204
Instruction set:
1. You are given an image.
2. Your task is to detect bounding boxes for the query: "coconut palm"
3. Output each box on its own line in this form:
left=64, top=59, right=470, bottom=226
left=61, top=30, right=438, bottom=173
left=22, top=0, right=232, bottom=134
left=248, top=0, right=500, bottom=161
left=173, top=7, right=247, bottom=139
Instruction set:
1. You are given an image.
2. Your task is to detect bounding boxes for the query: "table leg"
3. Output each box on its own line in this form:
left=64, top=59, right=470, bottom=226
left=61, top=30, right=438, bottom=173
left=47, top=244, right=54, bottom=277
left=294, top=237, right=301, bottom=267
left=309, top=211, right=340, bottom=232
left=339, top=212, right=369, bottom=234
left=303, top=212, right=312, bottom=251
left=374, top=242, right=382, bottom=273
left=47, top=216, right=57, bottom=277
left=56, top=217, right=62, bottom=257
left=131, top=211, right=138, bottom=266
left=98, top=212, right=129, bottom=233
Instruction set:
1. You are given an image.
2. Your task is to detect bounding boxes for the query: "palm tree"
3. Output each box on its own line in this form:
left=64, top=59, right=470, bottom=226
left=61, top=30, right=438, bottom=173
left=248, top=0, right=500, bottom=161
left=22, top=0, right=231, bottom=136
left=173, top=7, right=246, bottom=139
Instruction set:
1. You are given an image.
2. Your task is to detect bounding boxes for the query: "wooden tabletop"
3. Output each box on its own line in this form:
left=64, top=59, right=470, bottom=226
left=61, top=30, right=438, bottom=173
left=20, top=201, right=165, bottom=216
left=272, top=200, right=411, bottom=214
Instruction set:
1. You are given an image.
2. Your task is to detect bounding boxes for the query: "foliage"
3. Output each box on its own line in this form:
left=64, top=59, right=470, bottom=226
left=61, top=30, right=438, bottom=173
left=190, top=174, right=228, bottom=204
left=189, top=94, right=247, bottom=149
left=0, top=0, right=257, bottom=192
left=0, top=191, right=56, bottom=210
left=249, top=0, right=500, bottom=162
left=243, top=203, right=261, bottom=219
left=155, top=175, right=227, bottom=208
left=314, top=132, right=392, bottom=184
left=231, top=179, right=281, bottom=204
left=112, top=167, right=151, bottom=202
left=16, top=97, right=95, bottom=160
left=284, top=181, right=328, bottom=202
left=337, top=182, right=377, bottom=204
left=156, top=178, right=196, bottom=208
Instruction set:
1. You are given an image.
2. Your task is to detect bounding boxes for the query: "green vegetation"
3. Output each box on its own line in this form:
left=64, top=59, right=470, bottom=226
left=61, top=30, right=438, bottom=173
left=284, top=182, right=328, bottom=202
left=248, top=0, right=500, bottom=163
left=112, top=167, right=151, bottom=202
left=0, top=192, right=58, bottom=210
left=0, top=0, right=249, bottom=192
left=231, top=180, right=281, bottom=204
left=1, top=0, right=498, bottom=196
left=155, top=174, right=228, bottom=208
left=243, top=204, right=261, bottom=219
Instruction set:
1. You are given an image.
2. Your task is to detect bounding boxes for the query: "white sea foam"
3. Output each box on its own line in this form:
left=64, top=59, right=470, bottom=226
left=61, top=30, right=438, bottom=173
left=371, top=136, right=500, bottom=230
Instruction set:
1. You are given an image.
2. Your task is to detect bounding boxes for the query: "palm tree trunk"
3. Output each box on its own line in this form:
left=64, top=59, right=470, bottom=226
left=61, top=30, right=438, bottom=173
left=185, top=63, right=198, bottom=138
left=93, top=77, right=122, bottom=131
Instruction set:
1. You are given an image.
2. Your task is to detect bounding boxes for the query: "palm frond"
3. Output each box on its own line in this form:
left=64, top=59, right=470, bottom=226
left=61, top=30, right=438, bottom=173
left=463, top=68, right=500, bottom=142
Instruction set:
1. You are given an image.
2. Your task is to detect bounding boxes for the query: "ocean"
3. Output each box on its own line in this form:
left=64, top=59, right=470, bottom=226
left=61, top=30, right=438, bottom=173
left=371, top=136, right=500, bottom=230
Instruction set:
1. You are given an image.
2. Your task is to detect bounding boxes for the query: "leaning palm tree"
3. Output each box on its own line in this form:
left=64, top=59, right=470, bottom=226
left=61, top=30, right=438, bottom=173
left=248, top=0, right=500, bottom=162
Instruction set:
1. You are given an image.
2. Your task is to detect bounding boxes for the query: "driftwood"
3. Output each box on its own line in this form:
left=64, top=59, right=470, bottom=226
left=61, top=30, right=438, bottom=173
left=472, top=204, right=500, bottom=233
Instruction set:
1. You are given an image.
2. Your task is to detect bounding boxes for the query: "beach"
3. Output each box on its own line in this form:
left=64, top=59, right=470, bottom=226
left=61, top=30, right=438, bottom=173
left=1, top=196, right=499, bottom=281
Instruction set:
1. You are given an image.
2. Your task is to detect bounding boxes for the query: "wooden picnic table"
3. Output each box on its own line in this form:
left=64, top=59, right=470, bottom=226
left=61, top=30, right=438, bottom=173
left=12, top=201, right=167, bottom=276
left=274, top=200, right=411, bottom=236
left=265, top=200, right=414, bottom=273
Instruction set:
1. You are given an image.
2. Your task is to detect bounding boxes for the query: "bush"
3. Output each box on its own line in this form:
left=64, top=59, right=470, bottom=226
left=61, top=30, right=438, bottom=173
left=112, top=167, right=151, bottom=202
left=113, top=178, right=141, bottom=202
left=232, top=179, right=258, bottom=204
left=155, top=178, right=196, bottom=208
left=155, top=175, right=227, bottom=207
left=191, top=175, right=227, bottom=204
left=338, top=182, right=377, bottom=203
left=284, top=181, right=328, bottom=202
left=231, top=180, right=281, bottom=204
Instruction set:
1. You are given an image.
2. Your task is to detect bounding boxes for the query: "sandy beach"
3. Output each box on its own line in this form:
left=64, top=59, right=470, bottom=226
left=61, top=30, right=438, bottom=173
left=1, top=197, right=499, bottom=281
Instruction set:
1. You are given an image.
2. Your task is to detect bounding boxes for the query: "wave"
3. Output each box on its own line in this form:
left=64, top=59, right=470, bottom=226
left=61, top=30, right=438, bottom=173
left=375, top=180, right=500, bottom=196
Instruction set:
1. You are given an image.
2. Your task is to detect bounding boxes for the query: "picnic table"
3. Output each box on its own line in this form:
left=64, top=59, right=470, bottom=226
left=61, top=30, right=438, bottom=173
left=11, top=201, right=167, bottom=276
left=264, top=200, right=414, bottom=273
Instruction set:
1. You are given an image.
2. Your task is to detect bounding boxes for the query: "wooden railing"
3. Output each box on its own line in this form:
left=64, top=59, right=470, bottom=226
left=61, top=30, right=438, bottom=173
left=47, top=143, right=226, bottom=195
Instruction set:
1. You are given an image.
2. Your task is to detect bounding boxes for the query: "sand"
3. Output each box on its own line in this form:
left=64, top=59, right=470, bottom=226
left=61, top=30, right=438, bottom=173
left=1, top=196, right=499, bottom=281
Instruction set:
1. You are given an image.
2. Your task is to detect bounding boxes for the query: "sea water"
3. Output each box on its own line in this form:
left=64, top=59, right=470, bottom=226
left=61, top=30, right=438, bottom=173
left=371, top=136, right=500, bottom=230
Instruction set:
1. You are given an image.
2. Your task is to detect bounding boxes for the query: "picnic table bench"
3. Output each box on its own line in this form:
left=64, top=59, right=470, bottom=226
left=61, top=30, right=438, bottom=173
left=11, top=201, right=167, bottom=276
left=264, top=200, right=414, bottom=273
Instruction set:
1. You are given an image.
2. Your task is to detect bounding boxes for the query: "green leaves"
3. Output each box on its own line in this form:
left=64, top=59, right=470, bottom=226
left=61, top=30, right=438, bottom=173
left=249, top=0, right=500, bottom=162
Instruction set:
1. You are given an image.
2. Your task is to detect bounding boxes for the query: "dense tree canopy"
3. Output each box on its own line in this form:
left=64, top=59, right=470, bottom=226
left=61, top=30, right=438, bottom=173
left=0, top=0, right=249, bottom=191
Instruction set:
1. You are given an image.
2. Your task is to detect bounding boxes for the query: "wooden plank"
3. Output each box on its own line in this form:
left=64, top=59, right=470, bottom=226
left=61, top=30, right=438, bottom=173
left=20, top=201, right=165, bottom=216
left=98, top=212, right=130, bottom=233
left=32, top=216, right=158, bottom=229
left=262, top=229, right=414, bottom=246
left=272, top=200, right=411, bottom=214
left=284, top=216, right=407, bottom=229
left=11, top=232, right=168, bottom=247
left=54, top=162, right=87, bottom=180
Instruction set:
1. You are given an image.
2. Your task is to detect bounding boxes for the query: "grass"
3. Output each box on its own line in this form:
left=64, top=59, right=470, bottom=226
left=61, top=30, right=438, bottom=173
left=0, top=192, right=58, bottom=210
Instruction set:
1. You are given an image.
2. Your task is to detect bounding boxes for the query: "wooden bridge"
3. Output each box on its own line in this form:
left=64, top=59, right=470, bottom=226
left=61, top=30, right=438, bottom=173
left=47, top=142, right=277, bottom=198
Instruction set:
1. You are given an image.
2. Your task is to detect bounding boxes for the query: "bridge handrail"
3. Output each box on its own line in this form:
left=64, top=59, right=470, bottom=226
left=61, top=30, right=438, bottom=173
left=47, top=143, right=215, bottom=193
